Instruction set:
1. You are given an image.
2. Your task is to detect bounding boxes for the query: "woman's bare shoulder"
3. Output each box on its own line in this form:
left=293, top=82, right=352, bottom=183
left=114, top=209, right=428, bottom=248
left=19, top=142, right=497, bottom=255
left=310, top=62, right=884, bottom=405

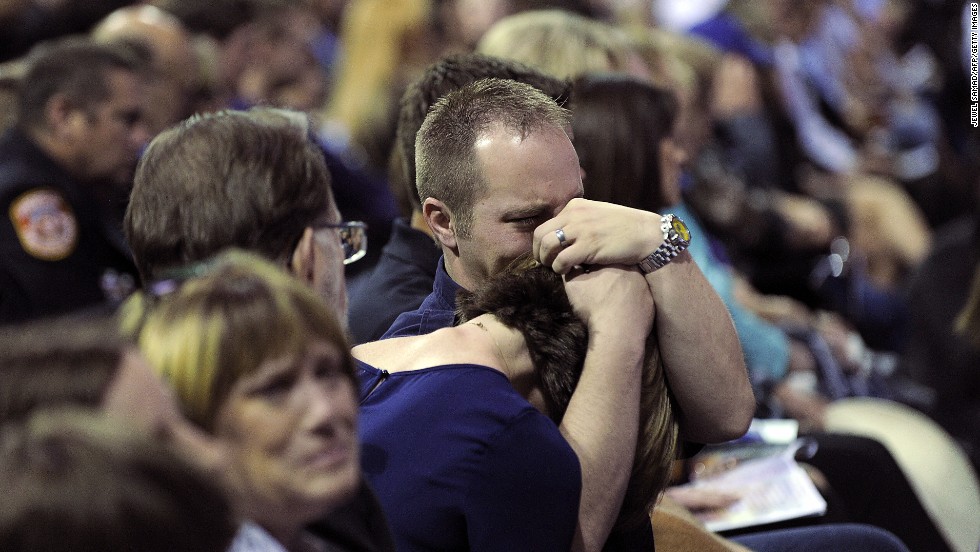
left=352, top=328, right=490, bottom=373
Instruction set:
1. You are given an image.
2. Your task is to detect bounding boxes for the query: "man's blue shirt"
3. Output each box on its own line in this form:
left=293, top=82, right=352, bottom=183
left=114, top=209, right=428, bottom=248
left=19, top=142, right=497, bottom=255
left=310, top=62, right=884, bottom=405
left=381, top=256, right=459, bottom=338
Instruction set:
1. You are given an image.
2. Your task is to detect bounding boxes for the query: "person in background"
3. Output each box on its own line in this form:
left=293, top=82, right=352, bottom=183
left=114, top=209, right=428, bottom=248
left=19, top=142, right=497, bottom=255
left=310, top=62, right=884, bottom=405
left=0, top=410, right=236, bottom=552
left=125, top=106, right=358, bottom=320
left=91, top=4, right=203, bottom=136
left=476, top=8, right=649, bottom=81
left=0, top=311, right=226, bottom=467
left=568, top=71, right=954, bottom=552
left=0, top=311, right=238, bottom=550
left=0, top=37, right=150, bottom=323
left=123, top=249, right=393, bottom=552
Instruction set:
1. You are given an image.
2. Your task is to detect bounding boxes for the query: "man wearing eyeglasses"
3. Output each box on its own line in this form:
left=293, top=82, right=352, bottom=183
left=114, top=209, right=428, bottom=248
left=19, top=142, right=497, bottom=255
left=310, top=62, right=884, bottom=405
left=125, top=106, right=369, bottom=323
left=124, top=106, right=395, bottom=552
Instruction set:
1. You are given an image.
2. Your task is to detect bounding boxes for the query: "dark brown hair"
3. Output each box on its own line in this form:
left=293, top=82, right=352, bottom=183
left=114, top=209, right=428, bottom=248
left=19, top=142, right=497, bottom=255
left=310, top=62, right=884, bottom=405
left=17, top=36, right=146, bottom=132
left=0, top=410, right=236, bottom=552
left=457, top=259, right=679, bottom=530
left=457, top=259, right=586, bottom=420
left=571, top=73, right=678, bottom=212
left=125, top=107, right=333, bottom=282
left=0, top=314, right=126, bottom=424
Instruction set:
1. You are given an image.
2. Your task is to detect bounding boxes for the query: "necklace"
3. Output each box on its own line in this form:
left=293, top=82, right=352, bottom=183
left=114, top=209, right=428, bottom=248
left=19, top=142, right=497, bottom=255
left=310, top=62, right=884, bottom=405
left=472, top=320, right=513, bottom=377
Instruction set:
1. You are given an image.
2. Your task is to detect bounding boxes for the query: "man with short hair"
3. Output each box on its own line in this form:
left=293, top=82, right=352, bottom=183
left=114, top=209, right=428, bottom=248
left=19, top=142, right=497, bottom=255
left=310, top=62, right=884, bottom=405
left=396, top=77, right=754, bottom=444
left=347, top=53, right=571, bottom=343
left=126, top=107, right=361, bottom=320
left=0, top=37, right=150, bottom=323
left=366, top=76, right=754, bottom=550
left=124, top=106, right=392, bottom=552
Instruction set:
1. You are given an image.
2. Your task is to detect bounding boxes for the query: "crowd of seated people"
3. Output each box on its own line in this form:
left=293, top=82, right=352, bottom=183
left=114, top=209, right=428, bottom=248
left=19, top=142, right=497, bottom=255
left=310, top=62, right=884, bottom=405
left=0, top=0, right=978, bottom=551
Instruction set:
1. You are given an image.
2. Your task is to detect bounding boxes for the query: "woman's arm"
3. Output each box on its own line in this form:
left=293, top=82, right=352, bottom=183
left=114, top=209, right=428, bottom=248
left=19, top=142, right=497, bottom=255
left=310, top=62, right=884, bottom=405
left=558, top=265, right=653, bottom=551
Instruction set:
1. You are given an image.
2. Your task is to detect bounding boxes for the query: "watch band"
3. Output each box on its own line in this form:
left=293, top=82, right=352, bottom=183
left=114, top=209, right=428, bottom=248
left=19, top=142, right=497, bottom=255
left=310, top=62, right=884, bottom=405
left=638, top=214, right=691, bottom=274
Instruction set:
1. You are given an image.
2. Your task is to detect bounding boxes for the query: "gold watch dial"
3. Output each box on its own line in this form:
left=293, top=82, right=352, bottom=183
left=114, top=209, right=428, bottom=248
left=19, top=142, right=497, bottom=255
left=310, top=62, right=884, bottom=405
left=671, top=217, right=691, bottom=242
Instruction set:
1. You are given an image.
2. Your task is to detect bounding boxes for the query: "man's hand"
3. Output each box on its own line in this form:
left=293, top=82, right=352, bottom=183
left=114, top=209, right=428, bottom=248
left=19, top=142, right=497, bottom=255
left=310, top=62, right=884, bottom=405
left=533, top=199, right=664, bottom=274
left=665, top=486, right=743, bottom=513
left=772, top=381, right=829, bottom=434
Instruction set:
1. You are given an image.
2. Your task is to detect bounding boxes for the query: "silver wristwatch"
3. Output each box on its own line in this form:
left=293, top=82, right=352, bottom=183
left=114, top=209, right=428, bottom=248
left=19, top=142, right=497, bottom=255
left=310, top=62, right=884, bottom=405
left=638, top=214, right=691, bottom=274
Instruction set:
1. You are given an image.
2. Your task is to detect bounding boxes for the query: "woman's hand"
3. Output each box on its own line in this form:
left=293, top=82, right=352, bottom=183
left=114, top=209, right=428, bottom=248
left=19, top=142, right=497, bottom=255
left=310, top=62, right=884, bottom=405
left=562, top=264, right=654, bottom=340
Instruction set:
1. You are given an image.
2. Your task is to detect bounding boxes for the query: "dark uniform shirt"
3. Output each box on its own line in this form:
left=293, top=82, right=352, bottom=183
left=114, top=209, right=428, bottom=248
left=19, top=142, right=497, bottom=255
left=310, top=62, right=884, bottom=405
left=380, top=255, right=460, bottom=339
left=0, top=127, right=137, bottom=324
left=347, top=218, right=442, bottom=344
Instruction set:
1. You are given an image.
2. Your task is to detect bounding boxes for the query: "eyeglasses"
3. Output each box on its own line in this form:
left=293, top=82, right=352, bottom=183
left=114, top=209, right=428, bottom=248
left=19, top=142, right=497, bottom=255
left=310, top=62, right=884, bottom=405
left=312, top=221, right=368, bottom=265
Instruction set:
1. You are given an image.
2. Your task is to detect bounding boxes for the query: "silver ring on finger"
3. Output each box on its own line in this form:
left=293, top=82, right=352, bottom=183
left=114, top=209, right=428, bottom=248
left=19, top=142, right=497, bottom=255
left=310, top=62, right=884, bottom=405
left=555, top=228, right=569, bottom=248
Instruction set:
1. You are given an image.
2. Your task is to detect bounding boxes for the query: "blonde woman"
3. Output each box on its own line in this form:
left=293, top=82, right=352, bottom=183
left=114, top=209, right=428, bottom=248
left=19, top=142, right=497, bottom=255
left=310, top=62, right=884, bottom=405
left=476, top=8, right=646, bottom=80
left=123, top=250, right=392, bottom=552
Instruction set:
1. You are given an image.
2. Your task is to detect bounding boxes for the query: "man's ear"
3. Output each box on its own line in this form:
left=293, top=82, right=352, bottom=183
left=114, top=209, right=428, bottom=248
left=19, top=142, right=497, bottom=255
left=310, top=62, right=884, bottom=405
left=422, top=197, right=457, bottom=251
left=289, top=227, right=317, bottom=286
left=45, top=94, right=85, bottom=140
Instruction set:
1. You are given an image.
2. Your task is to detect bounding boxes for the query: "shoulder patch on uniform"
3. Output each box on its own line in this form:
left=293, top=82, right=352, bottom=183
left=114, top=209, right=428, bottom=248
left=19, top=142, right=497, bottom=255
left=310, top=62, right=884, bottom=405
left=8, top=188, right=78, bottom=261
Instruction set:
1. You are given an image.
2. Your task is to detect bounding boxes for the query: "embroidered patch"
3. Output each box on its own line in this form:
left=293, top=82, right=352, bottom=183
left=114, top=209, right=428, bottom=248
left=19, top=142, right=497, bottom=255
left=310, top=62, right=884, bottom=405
left=8, top=189, right=78, bottom=261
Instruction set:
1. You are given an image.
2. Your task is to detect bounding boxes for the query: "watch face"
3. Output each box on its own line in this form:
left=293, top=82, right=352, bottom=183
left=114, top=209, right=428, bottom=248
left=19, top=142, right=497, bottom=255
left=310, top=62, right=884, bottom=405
left=670, top=217, right=691, bottom=242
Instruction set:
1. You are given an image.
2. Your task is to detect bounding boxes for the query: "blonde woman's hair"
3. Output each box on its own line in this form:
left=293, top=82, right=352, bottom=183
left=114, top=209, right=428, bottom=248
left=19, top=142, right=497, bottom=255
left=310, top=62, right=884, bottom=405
left=626, top=26, right=723, bottom=101
left=322, top=0, right=435, bottom=167
left=120, top=249, right=353, bottom=430
left=476, top=9, right=636, bottom=80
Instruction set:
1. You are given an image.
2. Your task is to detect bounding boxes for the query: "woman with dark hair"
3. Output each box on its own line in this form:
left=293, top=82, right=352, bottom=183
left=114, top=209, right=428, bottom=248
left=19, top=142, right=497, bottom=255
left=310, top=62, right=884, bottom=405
left=353, top=257, right=671, bottom=551
left=570, top=74, right=682, bottom=215
left=571, top=72, right=824, bottom=424
left=569, top=72, right=952, bottom=552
